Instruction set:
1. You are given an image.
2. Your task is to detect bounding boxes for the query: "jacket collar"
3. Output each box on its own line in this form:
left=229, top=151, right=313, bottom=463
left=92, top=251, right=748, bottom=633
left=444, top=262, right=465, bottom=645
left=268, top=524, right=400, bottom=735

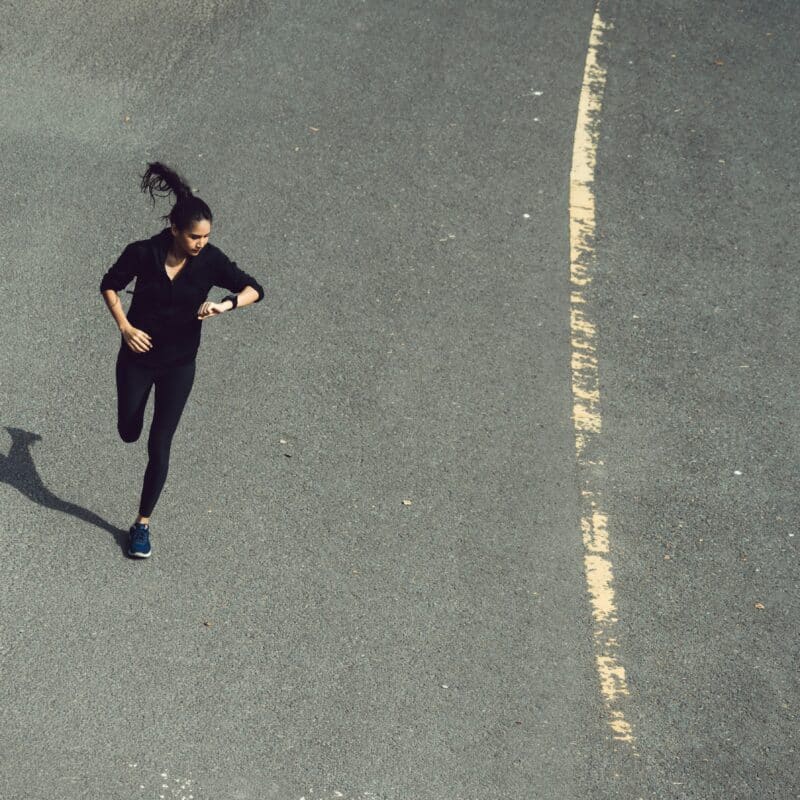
left=151, top=227, right=172, bottom=269
left=151, top=227, right=207, bottom=270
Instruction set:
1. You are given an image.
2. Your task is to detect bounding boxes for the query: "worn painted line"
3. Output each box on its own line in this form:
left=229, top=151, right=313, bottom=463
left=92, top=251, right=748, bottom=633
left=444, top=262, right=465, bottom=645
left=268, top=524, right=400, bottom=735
left=569, top=5, right=635, bottom=748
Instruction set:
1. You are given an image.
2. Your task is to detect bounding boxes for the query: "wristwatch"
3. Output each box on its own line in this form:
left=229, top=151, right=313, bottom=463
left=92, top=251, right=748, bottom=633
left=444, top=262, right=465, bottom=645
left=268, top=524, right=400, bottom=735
left=222, top=294, right=238, bottom=310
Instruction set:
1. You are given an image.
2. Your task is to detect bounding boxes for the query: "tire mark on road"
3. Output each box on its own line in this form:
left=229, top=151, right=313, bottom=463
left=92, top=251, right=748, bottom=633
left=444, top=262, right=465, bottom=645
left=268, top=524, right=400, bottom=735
left=569, top=4, right=635, bottom=749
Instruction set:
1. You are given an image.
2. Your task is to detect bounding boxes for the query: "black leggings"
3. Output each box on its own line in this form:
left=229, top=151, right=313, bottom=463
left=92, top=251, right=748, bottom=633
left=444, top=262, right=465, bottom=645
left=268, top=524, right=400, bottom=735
left=115, top=351, right=196, bottom=517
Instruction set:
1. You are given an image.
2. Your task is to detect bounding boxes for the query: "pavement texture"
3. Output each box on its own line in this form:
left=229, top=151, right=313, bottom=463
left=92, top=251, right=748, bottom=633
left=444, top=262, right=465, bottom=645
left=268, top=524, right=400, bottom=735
left=0, top=2, right=797, bottom=799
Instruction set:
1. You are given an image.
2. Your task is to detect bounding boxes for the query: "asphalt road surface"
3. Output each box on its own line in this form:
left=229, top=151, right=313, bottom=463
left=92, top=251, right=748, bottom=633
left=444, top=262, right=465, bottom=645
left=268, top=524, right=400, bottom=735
left=1, top=2, right=797, bottom=798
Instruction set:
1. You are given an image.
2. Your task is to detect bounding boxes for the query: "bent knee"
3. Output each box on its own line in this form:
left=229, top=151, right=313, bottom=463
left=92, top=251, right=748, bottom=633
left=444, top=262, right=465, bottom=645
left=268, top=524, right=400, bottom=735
left=118, top=424, right=141, bottom=443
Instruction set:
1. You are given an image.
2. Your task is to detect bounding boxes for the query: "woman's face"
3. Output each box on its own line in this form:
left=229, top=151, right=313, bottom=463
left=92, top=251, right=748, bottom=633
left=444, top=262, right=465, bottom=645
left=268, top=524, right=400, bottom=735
left=172, top=219, right=211, bottom=258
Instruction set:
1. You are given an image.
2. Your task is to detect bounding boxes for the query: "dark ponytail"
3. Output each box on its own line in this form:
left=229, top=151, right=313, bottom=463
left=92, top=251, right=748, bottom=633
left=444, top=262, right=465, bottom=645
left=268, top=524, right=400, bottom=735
left=140, top=161, right=213, bottom=231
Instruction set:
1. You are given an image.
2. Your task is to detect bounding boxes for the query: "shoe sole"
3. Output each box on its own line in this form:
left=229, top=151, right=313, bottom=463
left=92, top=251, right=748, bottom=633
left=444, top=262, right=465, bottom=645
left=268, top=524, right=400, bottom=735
left=128, top=549, right=152, bottom=558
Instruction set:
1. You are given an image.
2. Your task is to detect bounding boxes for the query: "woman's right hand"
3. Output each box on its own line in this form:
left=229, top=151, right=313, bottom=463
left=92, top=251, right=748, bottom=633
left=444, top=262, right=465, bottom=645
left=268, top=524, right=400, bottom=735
left=121, top=323, right=153, bottom=353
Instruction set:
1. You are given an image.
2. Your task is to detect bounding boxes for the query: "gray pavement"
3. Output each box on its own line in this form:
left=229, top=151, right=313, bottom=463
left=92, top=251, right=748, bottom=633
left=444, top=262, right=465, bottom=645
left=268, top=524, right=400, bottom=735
left=0, top=2, right=797, bottom=798
left=594, top=2, right=800, bottom=796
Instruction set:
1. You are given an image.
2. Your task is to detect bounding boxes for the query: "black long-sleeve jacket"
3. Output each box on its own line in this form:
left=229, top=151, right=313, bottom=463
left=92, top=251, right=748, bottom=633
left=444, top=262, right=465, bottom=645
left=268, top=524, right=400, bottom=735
left=101, top=228, right=265, bottom=368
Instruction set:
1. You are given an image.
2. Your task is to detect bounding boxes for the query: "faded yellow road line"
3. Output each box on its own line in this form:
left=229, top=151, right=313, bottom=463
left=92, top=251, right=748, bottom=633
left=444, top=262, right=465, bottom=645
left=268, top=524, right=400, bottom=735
left=570, top=6, right=635, bottom=748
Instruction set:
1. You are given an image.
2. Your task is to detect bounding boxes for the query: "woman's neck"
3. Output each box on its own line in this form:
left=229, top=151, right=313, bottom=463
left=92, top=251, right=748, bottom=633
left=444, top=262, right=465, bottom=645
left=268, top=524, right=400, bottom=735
left=166, top=243, right=187, bottom=264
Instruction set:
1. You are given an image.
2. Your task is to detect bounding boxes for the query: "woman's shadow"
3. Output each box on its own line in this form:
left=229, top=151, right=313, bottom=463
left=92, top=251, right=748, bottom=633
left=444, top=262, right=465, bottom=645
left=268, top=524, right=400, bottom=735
left=2, top=426, right=129, bottom=555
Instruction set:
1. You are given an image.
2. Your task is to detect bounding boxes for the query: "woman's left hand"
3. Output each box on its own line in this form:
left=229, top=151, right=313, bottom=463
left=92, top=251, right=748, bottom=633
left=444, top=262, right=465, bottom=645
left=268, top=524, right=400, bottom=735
left=197, top=301, right=227, bottom=320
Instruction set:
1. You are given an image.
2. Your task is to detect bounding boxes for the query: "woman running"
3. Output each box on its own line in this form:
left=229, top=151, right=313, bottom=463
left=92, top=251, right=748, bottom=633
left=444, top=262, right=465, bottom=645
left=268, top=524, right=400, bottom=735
left=100, top=162, right=265, bottom=559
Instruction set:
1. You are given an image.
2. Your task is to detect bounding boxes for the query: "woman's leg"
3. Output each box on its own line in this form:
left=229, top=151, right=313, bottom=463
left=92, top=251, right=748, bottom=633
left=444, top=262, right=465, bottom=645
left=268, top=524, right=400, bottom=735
left=137, top=360, right=197, bottom=518
left=116, top=351, right=155, bottom=443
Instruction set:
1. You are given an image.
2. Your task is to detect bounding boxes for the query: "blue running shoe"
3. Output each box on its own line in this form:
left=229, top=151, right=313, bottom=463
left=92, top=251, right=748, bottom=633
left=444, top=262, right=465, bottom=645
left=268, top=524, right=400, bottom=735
left=128, top=523, right=152, bottom=558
